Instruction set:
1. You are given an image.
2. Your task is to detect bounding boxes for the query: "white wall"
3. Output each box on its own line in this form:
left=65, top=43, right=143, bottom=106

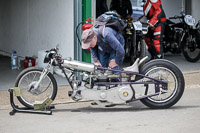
left=162, top=0, right=183, bottom=18
left=0, top=1, right=2, bottom=48
left=192, top=0, right=200, bottom=24
left=0, top=0, right=11, bottom=50
left=0, top=0, right=74, bottom=59
left=162, top=0, right=200, bottom=24
left=107, top=0, right=112, bottom=10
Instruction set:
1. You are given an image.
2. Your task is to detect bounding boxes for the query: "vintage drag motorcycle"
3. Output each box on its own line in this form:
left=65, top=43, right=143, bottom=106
left=15, top=45, right=185, bottom=109
left=163, top=12, right=200, bottom=62
left=124, top=18, right=146, bottom=65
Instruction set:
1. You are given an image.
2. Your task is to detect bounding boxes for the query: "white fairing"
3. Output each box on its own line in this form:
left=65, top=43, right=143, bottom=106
left=184, top=15, right=196, bottom=26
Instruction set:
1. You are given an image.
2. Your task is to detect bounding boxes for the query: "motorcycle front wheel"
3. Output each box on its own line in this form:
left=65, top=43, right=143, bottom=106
left=130, top=37, right=146, bottom=65
left=139, top=59, right=185, bottom=109
left=182, top=32, right=200, bottom=62
left=15, top=67, right=57, bottom=108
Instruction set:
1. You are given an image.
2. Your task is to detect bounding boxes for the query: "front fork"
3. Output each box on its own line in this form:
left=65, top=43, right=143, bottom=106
left=33, top=63, right=51, bottom=90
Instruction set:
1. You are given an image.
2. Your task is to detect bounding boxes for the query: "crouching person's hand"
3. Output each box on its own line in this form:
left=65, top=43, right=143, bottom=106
left=94, top=60, right=102, bottom=66
left=109, top=59, right=118, bottom=68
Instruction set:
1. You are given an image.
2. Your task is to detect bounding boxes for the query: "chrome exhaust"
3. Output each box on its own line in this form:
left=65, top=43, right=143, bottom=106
left=63, top=59, right=95, bottom=72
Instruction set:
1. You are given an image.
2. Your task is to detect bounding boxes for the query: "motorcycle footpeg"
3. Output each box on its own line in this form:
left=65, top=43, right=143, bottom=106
left=91, top=102, right=98, bottom=105
left=105, top=104, right=116, bottom=107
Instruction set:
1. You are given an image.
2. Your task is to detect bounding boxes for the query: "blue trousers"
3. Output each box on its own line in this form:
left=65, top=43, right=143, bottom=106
left=98, top=50, right=119, bottom=71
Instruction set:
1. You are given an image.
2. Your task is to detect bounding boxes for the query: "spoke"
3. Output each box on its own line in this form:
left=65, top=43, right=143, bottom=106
left=162, top=93, right=168, bottom=99
left=24, top=76, right=31, bottom=86
left=20, top=82, right=28, bottom=90
left=40, top=81, right=52, bottom=93
left=32, top=72, right=38, bottom=81
left=146, top=66, right=178, bottom=103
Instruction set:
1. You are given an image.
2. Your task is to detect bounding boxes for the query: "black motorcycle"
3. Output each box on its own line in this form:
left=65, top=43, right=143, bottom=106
left=124, top=18, right=146, bottom=65
left=163, top=12, right=200, bottom=62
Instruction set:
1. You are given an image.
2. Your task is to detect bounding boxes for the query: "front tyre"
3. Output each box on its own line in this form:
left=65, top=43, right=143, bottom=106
left=15, top=67, right=57, bottom=108
left=182, top=32, right=200, bottom=62
left=139, top=59, right=185, bottom=109
left=130, top=37, right=146, bottom=65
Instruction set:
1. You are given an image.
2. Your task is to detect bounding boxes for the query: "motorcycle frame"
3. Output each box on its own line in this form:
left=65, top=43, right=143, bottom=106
left=52, top=58, right=168, bottom=103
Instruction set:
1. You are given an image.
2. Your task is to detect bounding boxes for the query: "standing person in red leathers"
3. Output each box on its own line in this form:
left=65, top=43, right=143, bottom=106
left=140, top=0, right=166, bottom=59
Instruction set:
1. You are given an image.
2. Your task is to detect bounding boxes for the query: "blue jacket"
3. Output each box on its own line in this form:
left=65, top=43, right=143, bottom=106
left=90, top=27, right=125, bottom=65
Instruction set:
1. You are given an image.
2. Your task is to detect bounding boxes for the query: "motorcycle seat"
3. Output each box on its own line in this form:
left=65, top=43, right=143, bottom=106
left=167, top=19, right=175, bottom=25
left=123, top=58, right=139, bottom=73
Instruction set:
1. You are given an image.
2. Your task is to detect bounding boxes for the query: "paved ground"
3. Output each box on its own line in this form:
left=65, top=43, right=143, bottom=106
left=0, top=87, right=200, bottom=133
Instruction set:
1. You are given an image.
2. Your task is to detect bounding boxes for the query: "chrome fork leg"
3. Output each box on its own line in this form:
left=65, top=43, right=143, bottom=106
left=34, top=64, right=51, bottom=89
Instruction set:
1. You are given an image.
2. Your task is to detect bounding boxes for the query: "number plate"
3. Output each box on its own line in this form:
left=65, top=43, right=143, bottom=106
left=133, top=21, right=142, bottom=31
left=184, top=15, right=195, bottom=26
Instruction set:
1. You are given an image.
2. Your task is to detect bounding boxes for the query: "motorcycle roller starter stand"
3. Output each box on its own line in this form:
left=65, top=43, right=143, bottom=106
left=8, top=87, right=55, bottom=115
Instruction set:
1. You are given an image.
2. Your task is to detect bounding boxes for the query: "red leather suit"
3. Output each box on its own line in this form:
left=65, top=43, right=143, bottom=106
left=144, top=0, right=166, bottom=58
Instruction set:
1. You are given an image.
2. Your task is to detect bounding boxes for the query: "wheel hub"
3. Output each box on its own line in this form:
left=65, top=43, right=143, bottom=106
left=28, top=81, right=42, bottom=95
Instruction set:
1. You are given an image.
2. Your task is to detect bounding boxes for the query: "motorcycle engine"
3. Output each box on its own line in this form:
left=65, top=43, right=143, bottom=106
left=74, top=69, right=134, bottom=104
left=96, top=70, right=111, bottom=82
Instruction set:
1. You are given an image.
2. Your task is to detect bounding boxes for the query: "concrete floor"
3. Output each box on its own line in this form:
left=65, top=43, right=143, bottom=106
left=1, top=87, right=200, bottom=133
left=0, top=53, right=200, bottom=91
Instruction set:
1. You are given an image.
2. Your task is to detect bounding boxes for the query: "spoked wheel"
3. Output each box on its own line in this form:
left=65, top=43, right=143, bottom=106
left=182, top=32, right=200, bottom=62
left=139, top=59, right=185, bottom=109
left=129, top=32, right=135, bottom=65
left=135, top=38, right=146, bottom=66
left=125, top=35, right=132, bottom=60
left=15, top=67, right=57, bottom=108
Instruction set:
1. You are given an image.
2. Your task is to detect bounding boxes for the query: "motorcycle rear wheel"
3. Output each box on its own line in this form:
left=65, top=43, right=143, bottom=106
left=139, top=59, right=184, bottom=109
left=182, top=32, right=200, bottom=62
left=15, top=67, right=57, bottom=108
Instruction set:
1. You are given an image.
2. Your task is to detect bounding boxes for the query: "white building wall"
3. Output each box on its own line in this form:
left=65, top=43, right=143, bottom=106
left=192, top=0, right=200, bottom=24
left=0, top=0, right=11, bottom=50
left=162, top=0, right=183, bottom=18
left=0, top=0, right=74, bottom=59
left=0, top=1, right=2, bottom=48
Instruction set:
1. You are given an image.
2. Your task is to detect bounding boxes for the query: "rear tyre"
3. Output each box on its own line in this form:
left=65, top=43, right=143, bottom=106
left=139, top=59, right=185, bottom=109
left=15, top=67, right=57, bottom=108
